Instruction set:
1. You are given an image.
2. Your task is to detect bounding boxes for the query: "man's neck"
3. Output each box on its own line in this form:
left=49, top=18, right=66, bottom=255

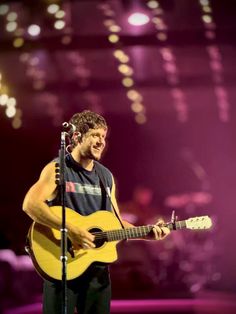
left=71, top=149, right=94, bottom=171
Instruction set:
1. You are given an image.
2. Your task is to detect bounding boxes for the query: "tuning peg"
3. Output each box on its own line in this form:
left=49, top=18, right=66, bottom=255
left=171, top=210, right=176, bottom=223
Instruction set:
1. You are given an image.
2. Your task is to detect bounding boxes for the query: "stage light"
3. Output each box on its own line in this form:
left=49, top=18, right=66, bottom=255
left=199, top=0, right=209, bottom=5
left=127, top=90, right=143, bottom=102
left=119, top=54, right=129, bottom=63
left=0, top=94, right=9, bottom=106
left=29, top=57, right=40, bottom=66
left=0, top=4, right=9, bottom=15
left=12, top=117, right=22, bottom=129
left=103, top=19, right=115, bottom=27
left=113, top=50, right=124, bottom=59
left=113, top=50, right=129, bottom=63
left=164, top=62, right=177, bottom=74
left=108, top=25, right=121, bottom=33
left=6, top=106, right=16, bottom=118
left=118, top=64, right=133, bottom=76
left=156, top=32, right=167, bottom=41
left=202, top=5, right=212, bottom=13
left=7, top=12, right=17, bottom=21
left=152, top=8, right=163, bottom=15
left=54, top=20, right=65, bottom=30
left=155, top=21, right=167, bottom=31
left=135, top=113, right=147, bottom=124
left=122, top=77, right=134, bottom=88
left=7, top=97, right=16, bottom=107
left=210, top=60, right=222, bottom=72
left=28, top=24, right=41, bottom=36
left=152, top=17, right=162, bottom=25
left=13, top=37, right=24, bottom=48
left=160, top=48, right=174, bottom=61
left=55, top=10, right=65, bottom=19
left=104, top=9, right=115, bottom=17
left=108, top=34, right=119, bottom=43
left=128, top=13, right=150, bottom=26
left=147, top=1, right=159, bottom=9
left=47, top=4, right=59, bottom=14
left=202, top=14, right=212, bottom=23
left=6, top=21, right=17, bottom=32
left=131, top=102, right=144, bottom=113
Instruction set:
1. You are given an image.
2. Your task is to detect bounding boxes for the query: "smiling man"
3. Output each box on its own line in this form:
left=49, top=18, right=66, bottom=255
left=22, top=110, right=170, bottom=314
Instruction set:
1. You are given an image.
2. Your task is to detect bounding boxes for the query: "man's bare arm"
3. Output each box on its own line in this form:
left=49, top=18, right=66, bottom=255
left=22, top=162, right=95, bottom=249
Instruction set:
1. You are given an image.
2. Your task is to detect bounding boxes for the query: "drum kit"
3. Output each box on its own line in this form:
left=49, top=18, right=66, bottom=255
left=114, top=191, right=215, bottom=296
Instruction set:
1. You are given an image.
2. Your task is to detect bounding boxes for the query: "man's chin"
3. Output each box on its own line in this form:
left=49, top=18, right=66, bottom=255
left=93, top=154, right=102, bottom=161
left=89, top=151, right=101, bottom=161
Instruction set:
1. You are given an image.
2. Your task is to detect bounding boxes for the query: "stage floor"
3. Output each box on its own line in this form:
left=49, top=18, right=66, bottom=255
left=3, top=295, right=236, bottom=314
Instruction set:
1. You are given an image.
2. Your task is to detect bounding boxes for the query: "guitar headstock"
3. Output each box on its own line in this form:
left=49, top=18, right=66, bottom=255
left=185, top=215, right=212, bottom=230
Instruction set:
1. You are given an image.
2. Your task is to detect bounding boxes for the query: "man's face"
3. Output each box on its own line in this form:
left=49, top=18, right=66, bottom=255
left=79, top=127, right=107, bottom=161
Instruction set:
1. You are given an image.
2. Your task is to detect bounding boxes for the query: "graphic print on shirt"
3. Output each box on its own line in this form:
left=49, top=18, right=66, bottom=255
left=66, top=181, right=102, bottom=196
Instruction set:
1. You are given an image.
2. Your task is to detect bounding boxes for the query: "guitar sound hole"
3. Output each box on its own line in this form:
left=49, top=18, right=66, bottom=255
left=89, top=228, right=106, bottom=248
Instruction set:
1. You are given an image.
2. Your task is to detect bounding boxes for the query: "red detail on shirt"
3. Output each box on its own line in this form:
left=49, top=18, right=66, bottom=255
left=66, top=181, right=76, bottom=192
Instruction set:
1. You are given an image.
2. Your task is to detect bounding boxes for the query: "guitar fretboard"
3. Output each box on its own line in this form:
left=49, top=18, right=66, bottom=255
left=93, top=220, right=187, bottom=242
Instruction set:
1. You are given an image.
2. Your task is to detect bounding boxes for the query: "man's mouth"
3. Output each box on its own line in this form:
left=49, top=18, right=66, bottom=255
left=93, top=146, right=102, bottom=152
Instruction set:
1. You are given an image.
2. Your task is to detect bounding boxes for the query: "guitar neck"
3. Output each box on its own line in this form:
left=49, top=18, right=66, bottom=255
left=93, top=220, right=187, bottom=242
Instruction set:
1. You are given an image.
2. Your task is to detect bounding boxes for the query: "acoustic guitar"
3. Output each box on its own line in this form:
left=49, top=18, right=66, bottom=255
left=26, top=206, right=212, bottom=282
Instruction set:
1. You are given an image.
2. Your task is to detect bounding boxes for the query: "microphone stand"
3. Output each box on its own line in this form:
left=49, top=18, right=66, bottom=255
left=57, top=129, right=68, bottom=314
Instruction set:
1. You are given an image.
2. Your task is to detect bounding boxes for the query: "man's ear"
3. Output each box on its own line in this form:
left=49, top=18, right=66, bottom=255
left=72, top=132, right=82, bottom=144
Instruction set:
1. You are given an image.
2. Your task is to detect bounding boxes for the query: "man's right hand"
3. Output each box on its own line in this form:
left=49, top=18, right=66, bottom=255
left=68, top=226, right=95, bottom=250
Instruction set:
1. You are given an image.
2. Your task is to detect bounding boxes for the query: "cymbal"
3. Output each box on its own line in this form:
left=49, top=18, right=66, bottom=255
left=164, top=191, right=212, bottom=208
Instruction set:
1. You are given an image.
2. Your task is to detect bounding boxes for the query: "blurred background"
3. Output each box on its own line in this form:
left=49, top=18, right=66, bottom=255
left=0, top=0, right=236, bottom=313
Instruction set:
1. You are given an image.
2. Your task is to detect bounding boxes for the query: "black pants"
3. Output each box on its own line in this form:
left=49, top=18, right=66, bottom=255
left=43, top=264, right=111, bottom=314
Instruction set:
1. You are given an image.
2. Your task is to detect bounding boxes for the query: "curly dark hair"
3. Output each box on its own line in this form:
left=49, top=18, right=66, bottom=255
left=69, top=110, right=107, bottom=147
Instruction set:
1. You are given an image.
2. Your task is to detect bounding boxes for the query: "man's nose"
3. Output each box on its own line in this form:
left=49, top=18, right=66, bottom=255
left=99, top=137, right=105, bottom=145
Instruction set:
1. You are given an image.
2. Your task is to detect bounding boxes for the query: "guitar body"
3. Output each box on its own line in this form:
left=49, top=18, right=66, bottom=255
left=27, top=206, right=121, bottom=282
left=27, top=206, right=212, bottom=282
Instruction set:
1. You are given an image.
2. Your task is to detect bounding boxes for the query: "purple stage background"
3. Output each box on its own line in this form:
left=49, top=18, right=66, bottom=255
left=0, top=0, right=236, bottom=313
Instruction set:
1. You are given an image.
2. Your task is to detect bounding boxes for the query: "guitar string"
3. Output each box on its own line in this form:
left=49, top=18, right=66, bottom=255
left=90, top=221, right=189, bottom=240
left=90, top=220, right=202, bottom=240
left=91, top=226, right=155, bottom=240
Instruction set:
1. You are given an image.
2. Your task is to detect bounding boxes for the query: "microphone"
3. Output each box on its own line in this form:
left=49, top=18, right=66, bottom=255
left=62, top=122, right=76, bottom=133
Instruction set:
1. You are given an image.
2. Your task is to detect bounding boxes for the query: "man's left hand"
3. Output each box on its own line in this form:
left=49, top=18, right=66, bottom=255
left=152, top=219, right=170, bottom=240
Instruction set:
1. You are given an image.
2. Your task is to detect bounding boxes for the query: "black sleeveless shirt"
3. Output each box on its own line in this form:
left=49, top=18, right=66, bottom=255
left=49, top=154, right=113, bottom=215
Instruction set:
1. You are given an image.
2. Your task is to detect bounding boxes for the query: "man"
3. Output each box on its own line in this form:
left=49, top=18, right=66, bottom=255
left=120, top=185, right=159, bottom=225
left=23, top=110, right=170, bottom=314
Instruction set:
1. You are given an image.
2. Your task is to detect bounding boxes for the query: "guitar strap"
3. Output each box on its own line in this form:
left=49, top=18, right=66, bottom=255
left=94, top=162, right=125, bottom=229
